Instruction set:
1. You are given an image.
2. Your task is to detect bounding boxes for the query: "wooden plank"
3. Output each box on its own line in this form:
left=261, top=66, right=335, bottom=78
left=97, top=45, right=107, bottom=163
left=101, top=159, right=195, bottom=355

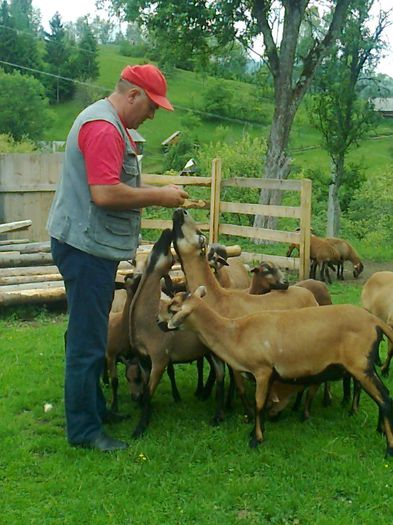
left=142, top=174, right=212, bottom=186
left=0, top=280, right=64, bottom=292
left=219, top=201, right=302, bottom=218
left=241, top=251, right=300, bottom=270
left=219, top=224, right=301, bottom=243
left=0, top=184, right=56, bottom=193
left=221, top=178, right=303, bottom=191
left=0, top=287, right=66, bottom=306
left=0, top=241, right=50, bottom=253
left=0, top=274, right=62, bottom=285
left=0, top=220, right=32, bottom=234
left=0, top=239, right=29, bottom=245
left=0, top=265, right=59, bottom=277
left=299, top=179, right=312, bottom=280
left=0, top=252, right=54, bottom=267
left=209, top=158, right=221, bottom=244
left=141, top=219, right=210, bottom=231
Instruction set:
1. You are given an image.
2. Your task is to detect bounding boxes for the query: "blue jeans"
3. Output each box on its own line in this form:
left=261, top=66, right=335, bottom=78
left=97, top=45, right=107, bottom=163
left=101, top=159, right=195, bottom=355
left=51, top=238, right=118, bottom=444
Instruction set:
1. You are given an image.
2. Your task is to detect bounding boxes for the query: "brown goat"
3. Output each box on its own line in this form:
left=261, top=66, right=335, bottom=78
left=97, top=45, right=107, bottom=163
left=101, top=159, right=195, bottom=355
left=207, top=244, right=251, bottom=289
left=129, top=229, right=223, bottom=437
left=106, top=273, right=142, bottom=411
left=172, top=208, right=318, bottom=418
left=287, top=234, right=341, bottom=284
left=326, top=237, right=364, bottom=279
left=362, top=271, right=393, bottom=376
left=167, top=286, right=393, bottom=456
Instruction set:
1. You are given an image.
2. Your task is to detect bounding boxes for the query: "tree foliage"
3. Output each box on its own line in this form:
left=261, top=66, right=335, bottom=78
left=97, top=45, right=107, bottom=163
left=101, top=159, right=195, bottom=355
left=74, top=17, right=99, bottom=81
left=43, top=12, right=76, bottom=102
left=0, top=0, right=41, bottom=76
left=307, top=0, right=389, bottom=235
left=0, top=68, right=53, bottom=140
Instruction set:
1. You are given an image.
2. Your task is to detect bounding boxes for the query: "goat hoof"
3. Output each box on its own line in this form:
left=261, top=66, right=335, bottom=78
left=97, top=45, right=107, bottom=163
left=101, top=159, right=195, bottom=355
left=132, top=427, right=145, bottom=439
left=210, top=416, right=223, bottom=427
left=300, top=414, right=310, bottom=423
left=248, top=436, right=262, bottom=449
left=381, top=368, right=389, bottom=378
left=322, top=398, right=332, bottom=407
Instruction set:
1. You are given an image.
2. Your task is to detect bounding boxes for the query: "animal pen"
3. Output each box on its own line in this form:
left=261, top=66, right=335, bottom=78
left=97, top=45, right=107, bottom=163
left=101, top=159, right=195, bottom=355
left=0, top=153, right=311, bottom=306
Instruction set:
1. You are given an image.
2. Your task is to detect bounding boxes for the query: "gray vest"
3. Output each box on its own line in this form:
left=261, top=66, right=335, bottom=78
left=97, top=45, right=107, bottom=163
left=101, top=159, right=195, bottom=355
left=47, top=98, right=141, bottom=261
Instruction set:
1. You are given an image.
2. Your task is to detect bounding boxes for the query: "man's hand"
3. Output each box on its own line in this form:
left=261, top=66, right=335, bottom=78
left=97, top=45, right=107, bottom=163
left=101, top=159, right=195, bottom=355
left=159, top=185, right=189, bottom=208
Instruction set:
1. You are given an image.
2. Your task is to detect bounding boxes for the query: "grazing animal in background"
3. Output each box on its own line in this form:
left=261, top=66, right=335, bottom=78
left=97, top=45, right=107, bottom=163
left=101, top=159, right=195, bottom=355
left=326, top=237, right=364, bottom=279
left=362, top=271, right=393, bottom=376
left=287, top=234, right=341, bottom=284
left=167, top=286, right=393, bottom=457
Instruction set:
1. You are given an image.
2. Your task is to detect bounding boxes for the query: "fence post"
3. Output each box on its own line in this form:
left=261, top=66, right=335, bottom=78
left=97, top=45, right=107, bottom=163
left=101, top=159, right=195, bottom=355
left=299, top=179, right=312, bottom=280
left=209, top=158, right=222, bottom=245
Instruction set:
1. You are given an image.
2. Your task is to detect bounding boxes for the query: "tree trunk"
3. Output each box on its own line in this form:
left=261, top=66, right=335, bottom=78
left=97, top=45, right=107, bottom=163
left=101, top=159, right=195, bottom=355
left=326, top=156, right=344, bottom=236
left=253, top=104, right=294, bottom=234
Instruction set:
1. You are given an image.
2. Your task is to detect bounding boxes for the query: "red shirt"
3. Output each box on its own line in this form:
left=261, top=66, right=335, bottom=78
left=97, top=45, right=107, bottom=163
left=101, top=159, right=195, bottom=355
left=78, top=120, right=132, bottom=185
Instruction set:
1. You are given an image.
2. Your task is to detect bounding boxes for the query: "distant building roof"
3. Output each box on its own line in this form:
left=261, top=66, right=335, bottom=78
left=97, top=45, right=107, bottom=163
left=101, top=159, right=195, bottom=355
left=161, top=131, right=181, bottom=146
left=372, top=98, right=393, bottom=112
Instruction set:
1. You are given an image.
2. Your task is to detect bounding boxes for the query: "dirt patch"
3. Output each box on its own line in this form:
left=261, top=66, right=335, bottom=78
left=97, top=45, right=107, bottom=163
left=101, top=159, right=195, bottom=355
left=337, top=259, right=393, bottom=286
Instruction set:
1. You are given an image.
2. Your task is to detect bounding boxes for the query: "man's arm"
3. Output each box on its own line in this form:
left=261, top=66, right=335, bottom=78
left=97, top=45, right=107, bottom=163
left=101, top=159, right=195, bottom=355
left=90, top=183, right=188, bottom=210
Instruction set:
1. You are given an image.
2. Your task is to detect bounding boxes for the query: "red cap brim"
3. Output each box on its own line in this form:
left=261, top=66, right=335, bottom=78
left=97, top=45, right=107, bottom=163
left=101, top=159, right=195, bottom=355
left=145, top=90, right=174, bottom=111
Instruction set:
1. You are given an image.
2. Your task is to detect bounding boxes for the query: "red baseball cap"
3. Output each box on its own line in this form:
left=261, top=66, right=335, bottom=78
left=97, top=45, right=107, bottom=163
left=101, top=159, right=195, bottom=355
left=120, top=64, right=174, bottom=111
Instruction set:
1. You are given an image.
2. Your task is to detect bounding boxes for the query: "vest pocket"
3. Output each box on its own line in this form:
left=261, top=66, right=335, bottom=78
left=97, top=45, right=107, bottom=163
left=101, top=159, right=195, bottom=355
left=88, top=205, right=141, bottom=251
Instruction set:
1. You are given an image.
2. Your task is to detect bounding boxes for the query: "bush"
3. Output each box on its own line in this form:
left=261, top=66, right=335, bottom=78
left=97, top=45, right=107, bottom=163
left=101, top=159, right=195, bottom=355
left=119, top=39, right=148, bottom=58
left=73, top=82, right=109, bottom=109
left=162, top=132, right=200, bottom=172
left=342, top=169, right=393, bottom=243
left=196, top=134, right=266, bottom=226
left=0, top=133, right=36, bottom=153
left=0, top=69, right=54, bottom=141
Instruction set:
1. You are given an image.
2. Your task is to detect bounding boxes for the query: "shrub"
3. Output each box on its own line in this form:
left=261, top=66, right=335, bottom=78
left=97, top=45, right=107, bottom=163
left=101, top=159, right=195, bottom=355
left=0, top=133, right=36, bottom=153
left=342, top=169, right=393, bottom=243
left=0, top=69, right=54, bottom=141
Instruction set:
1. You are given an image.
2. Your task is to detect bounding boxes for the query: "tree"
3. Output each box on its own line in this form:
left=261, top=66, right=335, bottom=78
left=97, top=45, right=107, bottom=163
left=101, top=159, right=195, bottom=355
left=0, top=0, right=41, bottom=76
left=0, top=68, right=53, bottom=140
left=308, top=1, right=390, bottom=235
left=102, top=0, right=351, bottom=231
left=74, top=17, right=99, bottom=81
left=43, top=12, right=75, bottom=103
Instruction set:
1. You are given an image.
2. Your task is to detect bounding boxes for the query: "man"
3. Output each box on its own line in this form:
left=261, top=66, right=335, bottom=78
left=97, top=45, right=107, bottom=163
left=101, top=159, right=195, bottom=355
left=47, top=64, right=188, bottom=451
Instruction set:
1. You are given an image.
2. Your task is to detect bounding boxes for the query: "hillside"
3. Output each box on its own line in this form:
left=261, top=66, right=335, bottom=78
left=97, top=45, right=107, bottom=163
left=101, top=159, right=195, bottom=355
left=45, top=44, right=393, bottom=176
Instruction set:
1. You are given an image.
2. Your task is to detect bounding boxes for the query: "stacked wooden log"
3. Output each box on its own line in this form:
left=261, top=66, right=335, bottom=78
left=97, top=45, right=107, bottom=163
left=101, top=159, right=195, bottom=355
left=0, top=220, right=241, bottom=306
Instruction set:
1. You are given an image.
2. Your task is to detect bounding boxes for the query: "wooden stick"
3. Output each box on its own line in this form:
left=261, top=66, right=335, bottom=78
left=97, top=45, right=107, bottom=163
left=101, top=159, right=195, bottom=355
left=0, top=220, right=32, bottom=234
left=0, top=241, right=50, bottom=253
left=0, top=252, right=54, bottom=267
left=0, top=274, right=62, bottom=285
left=0, top=239, right=30, bottom=245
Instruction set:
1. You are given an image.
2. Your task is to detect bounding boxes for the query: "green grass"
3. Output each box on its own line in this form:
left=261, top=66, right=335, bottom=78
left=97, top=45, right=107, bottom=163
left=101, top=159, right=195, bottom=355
left=2, top=282, right=393, bottom=525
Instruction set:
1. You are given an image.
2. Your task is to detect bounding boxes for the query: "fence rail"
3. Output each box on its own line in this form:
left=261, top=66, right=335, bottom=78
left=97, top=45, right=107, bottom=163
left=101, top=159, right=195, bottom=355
left=0, top=153, right=312, bottom=287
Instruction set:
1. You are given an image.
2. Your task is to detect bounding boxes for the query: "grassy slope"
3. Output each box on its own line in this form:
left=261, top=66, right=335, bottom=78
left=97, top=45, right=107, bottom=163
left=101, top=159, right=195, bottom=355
left=2, top=283, right=393, bottom=525
left=46, top=45, right=393, bottom=176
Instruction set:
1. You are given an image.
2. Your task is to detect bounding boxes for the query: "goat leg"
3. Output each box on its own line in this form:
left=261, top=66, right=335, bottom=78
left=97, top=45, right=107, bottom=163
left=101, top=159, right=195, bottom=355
left=166, top=361, right=181, bottom=402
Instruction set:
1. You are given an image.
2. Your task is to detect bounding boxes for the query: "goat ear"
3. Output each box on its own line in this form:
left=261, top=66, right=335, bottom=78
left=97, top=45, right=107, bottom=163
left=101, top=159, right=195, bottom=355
left=195, top=285, right=207, bottom=298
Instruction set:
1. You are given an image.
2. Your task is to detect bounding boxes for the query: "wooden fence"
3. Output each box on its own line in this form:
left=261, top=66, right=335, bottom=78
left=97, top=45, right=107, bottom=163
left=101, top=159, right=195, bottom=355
left=0, top=153, right=311, bottom=279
